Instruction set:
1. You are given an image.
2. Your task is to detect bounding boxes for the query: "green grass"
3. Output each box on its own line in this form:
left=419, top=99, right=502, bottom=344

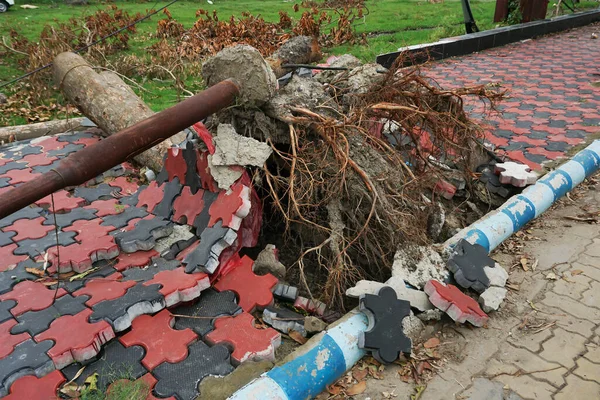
left=0, top=0, right=597, bottom=126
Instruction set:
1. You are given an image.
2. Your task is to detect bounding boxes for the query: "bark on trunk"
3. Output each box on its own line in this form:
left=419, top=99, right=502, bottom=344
left=53, top=52, right=186, bottom=172
left=0, top=117, right=88, bottom=143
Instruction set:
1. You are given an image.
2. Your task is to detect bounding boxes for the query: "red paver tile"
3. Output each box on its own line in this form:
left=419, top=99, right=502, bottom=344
left=510, top=135, right=547, bottom=147
left=545, top=134, right=584, bottom=146
left=165, top=147, right=188, bottom=183
left=112, top=249, right=158, bottom=272
left=205, top=312, right=280, bottom=365
left=208, top=183, right=248, bottom=230
left=4, top=370, right=66, bottom=400
left=108, top=177, right=139, bottom=197
left=21, top=153, right=58, bottom=167
left=86, top=199, right=124, bottom=217
left=172, top=186, right=205, bottom=225
left=145, top=267, right=210, bottom=307
left=35, top=308, right=115, bottom=369
left=35, top=137, right=66, bottom=152
left=3, top=217, right=53, bottom=241
left=0, top=281, right=67, bottom=316
left=0, top=244, right=29, bottom=272
left=2, top=168, right=40, bottom=185
left=36, top=190, right=85, bottom=213
left=74, top=272, right=136, bottom=306
left=119, top=309, right=197, bottom=370
left=214, top=256, right=277, bottom=312
left=0, top=319, right=30, bottom=358
left=527, top=146, right=565, bottom=160
left=196, top=151, right=218, bottom=192
left=424, top=280, right=488, bottom=327
left=137, top=181, right=163, bottom=212
left=503, top=150, right=541, bottom=170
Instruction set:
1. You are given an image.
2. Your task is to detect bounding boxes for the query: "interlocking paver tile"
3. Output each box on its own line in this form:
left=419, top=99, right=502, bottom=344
left=4, top=369, right=65, bottom=400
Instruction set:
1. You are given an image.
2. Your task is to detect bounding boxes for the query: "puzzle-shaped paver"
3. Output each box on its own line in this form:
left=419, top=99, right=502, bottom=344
left=182, top=142, right=202, bottom=194
left=479, top=169, right=518, bottom=198
left=2, top=168, right=40, bottom=185
left=31, top=159, right=61, bottom=174
left=359, top=286, right=411, bottom=364
left=145, top=267, right=210, bottom=307
left=262, top=306, right=306, bottom=336
left=165, top=147, right=187, bottom=183
left=206, top=312, right=281, bottom=365
left=11, top=293, right=89, bottom=336
left=42, top=208, right=97, bottom=229
left=87, top=199, right=123, bottom=217
left=0, top=281, right=67, bottom=316
left=35, top=190, right=84, bottom=213
left=101, top=205, right=148, bottom=229
left=20, top=152, right=57, bottom=167
left=0, top=339, right=55, bottom=397
left=0, top=301, right=17, bottom=323
left=208, top=183, right=250, bottom=230
left=56, top=131, right=96, bottom=143
left=192, top=190, right=218, bottom=234
left=57, top=259, right=118, bottom=292
left=0, top=319, right=30, bottom=359
left=13, top=229, right=77, bottom=259
left=113, top=216, right=172, bottom=253
left=172, top=186, right=205, bottom=225
left=118, top=184, right=146, bottom=206
left=120, top=309, right=198, bottom=370
left=196, top=151, right=218, bottom=192
left=73, top=273, right=136, bottom=306
left=4, top=369, right=65, bottom=400
left=35, top=308, right=115, bottom=369
left=0, top=161, right=27, bottom=176
left=184, top=221, right=237, bottom=274
left=0, top=144, right=41, bottom=160
left=447, top=239, right=493, bottom=293
left=272, top=283, right=298, bottom=302
left=494, top=161, right=538, bottom=187
left=73, top=183, right=117, bottom=202
left=294, top=296, right=327, bottom=317
left=173, top=288, right=241, bottom=337
left=34, top=136, right=66, bottom=152
left=120, top=257, right=180, bottom=283
left=161, top=236, right=197, bottom=260
left=153, top=178, right=182, bottom=218
left=424, top=280, right=488, bottom=327
left=47, top=143, right=84, bottom=158
left=0, top=206, right=44, bottom=229
left=152, top=340, right=233, bottom=400
left=0, top=244, right=29, bottom=272
left=112, top=249, right=158, bottom=271
left=4, top=217, right=53, bottom=241
left=47, top=236, right=119, bottom=274
left=136, top=181, right=163, bottom=212
left=0, top=230, right=15, bottom=247
left=0, top=177, right=9, bottom=188
left=213, top=256, right=277, bottom=312
left=0, top=259, right=41, bottom=294
left=61, top=340, right=147, bottom=391
left=90, top=283, right=165, bottom=332
left=107, top=176, right=139, bottom=197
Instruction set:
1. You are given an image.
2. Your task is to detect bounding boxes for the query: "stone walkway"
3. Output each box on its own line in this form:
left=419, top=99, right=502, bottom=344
left=357, top=176, right=600, bottom=400
left=423, top=22, right=600, bottom=170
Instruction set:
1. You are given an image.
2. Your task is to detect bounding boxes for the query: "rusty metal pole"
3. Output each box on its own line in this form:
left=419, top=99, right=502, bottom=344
left=0, top=79, right=240, bottom=219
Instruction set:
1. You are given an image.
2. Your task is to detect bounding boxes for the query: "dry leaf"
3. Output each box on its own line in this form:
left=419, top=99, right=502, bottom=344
left=346, top=380, right=367, bottom=396
left=423, top=337, right=440, bottom=349
left=531, top=258, right=538, bottom=271
left=546, top=272, right=558, bottom=280
left=520, top=257, right=529, bottom=271
left=25, top=267, right=45, bottom=277
left=327, top=385, right=342, bottom=395
left=288, top=330, right=307, bottom=344
left=352, top=368, right=368, bottom=381
left=571, top=270, right=583, bottom=276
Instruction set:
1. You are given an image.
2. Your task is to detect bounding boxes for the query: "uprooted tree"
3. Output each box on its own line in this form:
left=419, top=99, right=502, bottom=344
left=202, top=46, right=503, bottom=309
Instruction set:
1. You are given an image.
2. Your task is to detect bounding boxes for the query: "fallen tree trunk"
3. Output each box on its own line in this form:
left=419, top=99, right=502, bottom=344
left=53, top=52, right=186, bottom=172
left=0, top=117, right=88, bottom=143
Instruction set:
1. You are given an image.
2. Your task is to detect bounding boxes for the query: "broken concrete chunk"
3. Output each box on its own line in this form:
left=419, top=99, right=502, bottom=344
left=304, top=316, right=328, bottom=334
left=346, top=276, right=433, bottom=312
left=262, top=307, right=306, bottom=336
left=207, top=155, right=244, bottom=190
left=478, top=287, right=507, bottom=313
left=202, top=45, right=277, bottom=108
left=392, top=245, right=449, bottom=289
left=315, top=54, right=363, bottom=84
left=484, top=263, right=509, bottom=287
left=211, top=124, right=272, bottom=168
left=402, top=312, right=425, bottom=342
left=252, top=244, right=286, bottom=280
left=266, top=75, right=338, bottom=119
left=416, top=309, right=443, bottom=322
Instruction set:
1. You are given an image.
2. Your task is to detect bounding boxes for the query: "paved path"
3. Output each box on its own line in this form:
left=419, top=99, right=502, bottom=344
left=424, top=23, right=600, bottom=170
left=356, top=175, right=600, bottom=400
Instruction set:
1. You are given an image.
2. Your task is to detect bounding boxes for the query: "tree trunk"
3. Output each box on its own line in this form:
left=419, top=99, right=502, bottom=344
left=0, top=117, right=88, bottom=143
left=53, top=52, right=186, bottom=172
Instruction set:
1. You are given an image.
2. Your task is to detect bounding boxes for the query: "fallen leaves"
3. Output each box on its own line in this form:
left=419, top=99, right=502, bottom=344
left=423, top=337, right=440, bottom=349
left=520, top=257, right=529, bottom=272
left=345, top=380, right=366, bottom=396
left=288, top=330, right=307, bottom=345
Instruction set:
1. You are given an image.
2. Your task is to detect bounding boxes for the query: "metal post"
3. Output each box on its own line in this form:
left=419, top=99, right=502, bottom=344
left=0, top=79, right=240, bottom=219
left=461, top=0, right=480, bottom=33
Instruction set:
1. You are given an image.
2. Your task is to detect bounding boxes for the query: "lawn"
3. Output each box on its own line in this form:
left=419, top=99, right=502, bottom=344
left=0, top=0, right=597, bottom=126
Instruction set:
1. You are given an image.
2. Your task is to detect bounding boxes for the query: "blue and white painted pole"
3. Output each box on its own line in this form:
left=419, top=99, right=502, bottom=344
left=230, top=139, right=600, bottom=400
left=444, top=139, right=600, bottom=252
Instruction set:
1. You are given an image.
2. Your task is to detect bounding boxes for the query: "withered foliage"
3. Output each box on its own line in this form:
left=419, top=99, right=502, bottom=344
left=262, top=59, right=503, bottom=308
left=7, top=6, right=142, bottom=103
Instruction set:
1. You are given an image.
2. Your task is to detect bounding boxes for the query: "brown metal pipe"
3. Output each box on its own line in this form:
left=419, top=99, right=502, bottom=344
left=0, top=79, right=240, bottom=219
